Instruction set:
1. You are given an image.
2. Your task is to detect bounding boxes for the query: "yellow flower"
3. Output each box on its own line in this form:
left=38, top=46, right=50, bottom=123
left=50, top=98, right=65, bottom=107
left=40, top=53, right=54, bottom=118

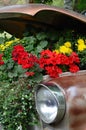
left=5, top=41, right=13, bottom=47
left=77, top=44, right=86, bottom=51
left=76, top=38, right=86, bottom=51
left=0, top=38, right=20, bottom=51
left=64, top=41, right=71, bottom=48
left=77, top=39, right=85, bottom=45
left=59, top=45, right=72, bottom=54
left=5, top=39, right=19, bottom=48
left=67, top=48, right=72, bottom=54
left=0, top=44, right=6, bottom=51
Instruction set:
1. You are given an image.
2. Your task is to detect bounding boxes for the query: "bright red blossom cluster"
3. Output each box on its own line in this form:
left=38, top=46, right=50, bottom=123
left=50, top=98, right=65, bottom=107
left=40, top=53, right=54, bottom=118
left=0, top=45, right=80, bottom=78
left=0, top=54, right=4, bottom=65
left=39, top=50, right=80, bottom=78
left=12, top=45, right=38, bottom=76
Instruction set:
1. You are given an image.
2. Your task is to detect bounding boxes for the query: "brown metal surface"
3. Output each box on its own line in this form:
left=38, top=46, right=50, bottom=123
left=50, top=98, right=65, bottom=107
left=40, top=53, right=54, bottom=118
left=0, top=4, right=86, bottom=37
left=43, top=70, right=86, bottom=130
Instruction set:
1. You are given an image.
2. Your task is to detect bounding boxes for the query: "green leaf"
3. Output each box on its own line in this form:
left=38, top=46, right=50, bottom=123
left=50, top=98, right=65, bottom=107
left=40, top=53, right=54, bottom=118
left=0, top=37, right=5, bottom=44
left=25, top=44, right=34, bottom=52
left=22, top=36, right=36, bottom=45
left=0, top=65, right=5, bottom=71
left=8, top=72, right=14, bottom=78
left=36, top=46, right=43, bottom=52
left=31, top=73, right=43, bottom=83
left=39, top=40, right=48, bottom=48
left=14, top=65, right=26, bottom=74
left=7, top=62, right=14, bottom=70
left=36, top=32, right=47, bottom=40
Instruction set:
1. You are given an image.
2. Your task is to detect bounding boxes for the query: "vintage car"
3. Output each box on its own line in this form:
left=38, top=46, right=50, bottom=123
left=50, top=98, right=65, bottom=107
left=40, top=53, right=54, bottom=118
left=0, top=4, right=86, bottom=130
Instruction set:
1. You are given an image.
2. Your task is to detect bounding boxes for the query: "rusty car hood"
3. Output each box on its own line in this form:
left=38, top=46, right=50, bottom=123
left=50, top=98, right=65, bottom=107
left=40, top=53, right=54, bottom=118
left=0, top=4, right=86, bottom=37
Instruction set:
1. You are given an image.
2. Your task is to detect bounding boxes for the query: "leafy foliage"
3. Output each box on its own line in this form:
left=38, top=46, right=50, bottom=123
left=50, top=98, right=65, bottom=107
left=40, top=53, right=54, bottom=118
left=0, top=27, right=86, bottom=129
left=73, top=0, right=86, bottom=12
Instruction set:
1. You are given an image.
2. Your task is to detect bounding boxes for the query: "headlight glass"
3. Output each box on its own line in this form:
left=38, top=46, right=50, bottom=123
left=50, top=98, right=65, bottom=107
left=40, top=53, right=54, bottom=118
left=35, top=83, right=66, bottom=124
left=36, top=87, right=58, bottom=124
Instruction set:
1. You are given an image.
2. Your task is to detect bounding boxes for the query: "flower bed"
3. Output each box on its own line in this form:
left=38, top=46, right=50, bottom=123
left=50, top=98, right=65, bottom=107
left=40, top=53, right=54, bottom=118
left=0, top=28, right=86, bottom=129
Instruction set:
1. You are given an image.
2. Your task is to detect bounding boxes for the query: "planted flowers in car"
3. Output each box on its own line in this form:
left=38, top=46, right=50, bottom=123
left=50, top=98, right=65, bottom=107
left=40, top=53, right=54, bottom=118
left=0, top=29, right=86, bottom=129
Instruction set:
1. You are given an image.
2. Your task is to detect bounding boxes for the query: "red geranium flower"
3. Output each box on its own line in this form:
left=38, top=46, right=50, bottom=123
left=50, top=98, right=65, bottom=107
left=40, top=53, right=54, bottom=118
left=25, top=71, right=35, bottom=77
left=12, top=45, right=38, bottom=70
left=12, top=45, right=80, bottom=79
left=69, top=52, right=80, bottom=64
left=0, top=54, right=4, bottom=65
left=39, top=49, right=80, bottom=77
left=45, top=65, right=62, bottom=78
left=69, top=64, right=80, bottom=73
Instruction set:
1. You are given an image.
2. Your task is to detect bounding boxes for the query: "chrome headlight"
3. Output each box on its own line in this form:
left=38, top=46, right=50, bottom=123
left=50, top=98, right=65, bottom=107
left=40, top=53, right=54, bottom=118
left=35, top=82, right=66, bottom=124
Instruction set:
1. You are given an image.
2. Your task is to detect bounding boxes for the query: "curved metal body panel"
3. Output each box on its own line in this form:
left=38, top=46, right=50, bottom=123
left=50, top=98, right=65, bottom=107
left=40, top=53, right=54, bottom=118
left=0, top=4, right=86, bottom=37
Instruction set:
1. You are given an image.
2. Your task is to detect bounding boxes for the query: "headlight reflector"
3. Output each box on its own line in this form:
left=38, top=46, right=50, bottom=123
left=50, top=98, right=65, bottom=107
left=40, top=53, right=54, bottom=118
left=35, top=82, right=66, bottom=124
left=36, top=87, right=58, bottom=123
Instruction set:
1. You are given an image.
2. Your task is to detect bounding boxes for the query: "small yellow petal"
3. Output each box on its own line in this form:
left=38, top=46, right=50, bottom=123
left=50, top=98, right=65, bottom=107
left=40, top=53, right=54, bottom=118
left=64, top=41, right=71, bottom=48
left=77, top=39, right=85, bottom=45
